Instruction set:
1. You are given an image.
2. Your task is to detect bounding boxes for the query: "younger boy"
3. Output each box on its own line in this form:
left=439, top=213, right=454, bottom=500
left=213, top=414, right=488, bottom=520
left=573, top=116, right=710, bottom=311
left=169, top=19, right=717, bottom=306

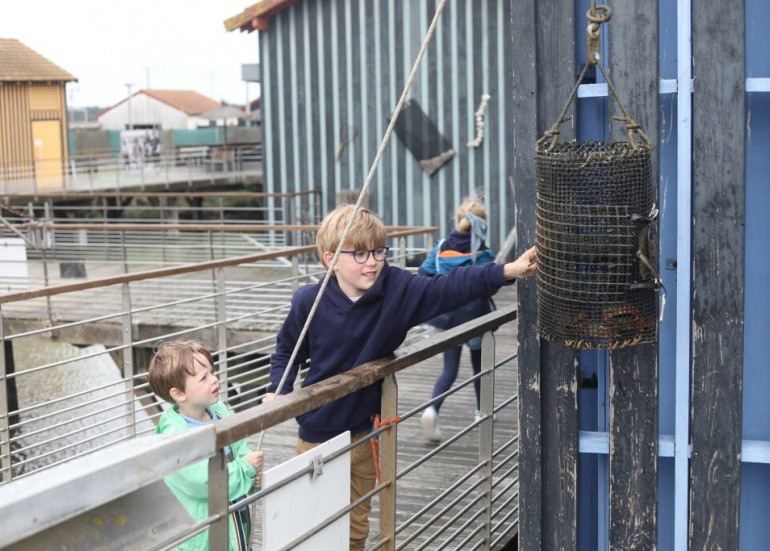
left=264, top=205, right=536, bottom=550
left=148, top=340, right=264, bottom=551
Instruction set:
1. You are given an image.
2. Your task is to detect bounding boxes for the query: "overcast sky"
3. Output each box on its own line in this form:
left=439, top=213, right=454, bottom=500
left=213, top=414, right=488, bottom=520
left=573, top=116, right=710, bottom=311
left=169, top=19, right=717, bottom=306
left=1, top=1, right=261, bottom=108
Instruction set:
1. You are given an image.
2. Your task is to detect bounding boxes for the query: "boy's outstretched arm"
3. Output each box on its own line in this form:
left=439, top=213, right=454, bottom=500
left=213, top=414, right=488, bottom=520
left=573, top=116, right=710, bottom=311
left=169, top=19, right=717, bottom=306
left=502, top=246, right=537, bottom=280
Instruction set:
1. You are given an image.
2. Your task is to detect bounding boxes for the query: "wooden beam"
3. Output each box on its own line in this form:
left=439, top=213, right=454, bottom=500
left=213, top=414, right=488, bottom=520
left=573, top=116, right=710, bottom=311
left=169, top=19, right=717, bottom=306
left=511, top=0, right=544, bottom=545
left=223, top=0, right=300, bottom=33
left=514, top=0, right=577, bottom=549
left=689, top=0, right=746, bottom=548
left=607, top=1, right=660, bottom=548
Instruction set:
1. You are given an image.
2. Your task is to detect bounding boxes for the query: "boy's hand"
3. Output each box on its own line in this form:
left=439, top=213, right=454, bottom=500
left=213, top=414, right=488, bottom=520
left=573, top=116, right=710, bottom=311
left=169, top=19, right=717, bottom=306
left=246, top=450, right=264, bottom=487
left=503, top=246, right=538, bottom=280
left=262, top=392, right=278, bottom=402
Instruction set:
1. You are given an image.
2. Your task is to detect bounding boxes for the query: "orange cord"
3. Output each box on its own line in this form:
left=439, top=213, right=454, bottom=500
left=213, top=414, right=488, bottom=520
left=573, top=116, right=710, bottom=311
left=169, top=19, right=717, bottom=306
left=370, top=414, right=402, bottom=484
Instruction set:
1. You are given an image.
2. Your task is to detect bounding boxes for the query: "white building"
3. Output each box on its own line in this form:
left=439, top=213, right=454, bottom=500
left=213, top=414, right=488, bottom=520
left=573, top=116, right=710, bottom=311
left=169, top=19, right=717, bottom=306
left=96, top=89, right=221, bottom=131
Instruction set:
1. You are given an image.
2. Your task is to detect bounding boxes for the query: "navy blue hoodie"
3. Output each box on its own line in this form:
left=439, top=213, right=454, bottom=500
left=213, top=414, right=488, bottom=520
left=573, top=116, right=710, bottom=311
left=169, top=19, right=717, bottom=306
left=268, top=261, right=510, bottom=442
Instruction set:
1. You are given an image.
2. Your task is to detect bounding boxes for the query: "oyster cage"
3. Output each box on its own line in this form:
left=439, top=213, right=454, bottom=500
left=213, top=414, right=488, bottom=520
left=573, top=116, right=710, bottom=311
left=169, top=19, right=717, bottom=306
left=535, top=140, right=658, bottom=350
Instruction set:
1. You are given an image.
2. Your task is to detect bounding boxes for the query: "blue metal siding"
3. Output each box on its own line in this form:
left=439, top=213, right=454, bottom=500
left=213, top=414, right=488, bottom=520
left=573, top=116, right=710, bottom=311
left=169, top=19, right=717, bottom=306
left=571, top=0, right=770, bottom=548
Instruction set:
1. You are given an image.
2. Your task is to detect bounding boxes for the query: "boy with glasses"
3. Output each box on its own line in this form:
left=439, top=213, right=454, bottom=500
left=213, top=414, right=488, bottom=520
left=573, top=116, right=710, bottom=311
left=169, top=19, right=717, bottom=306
left=264, top=204, right=536, bottom=550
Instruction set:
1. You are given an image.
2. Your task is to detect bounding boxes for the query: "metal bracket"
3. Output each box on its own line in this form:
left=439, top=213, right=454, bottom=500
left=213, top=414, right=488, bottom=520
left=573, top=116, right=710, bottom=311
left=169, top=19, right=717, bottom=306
left=311, top=455, right=324, bottom=480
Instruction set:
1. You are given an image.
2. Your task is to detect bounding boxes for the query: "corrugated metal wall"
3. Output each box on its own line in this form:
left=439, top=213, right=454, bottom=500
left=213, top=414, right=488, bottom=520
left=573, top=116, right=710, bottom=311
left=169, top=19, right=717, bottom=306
left=0, top=82, right=70, bottom=192
left=259, top=0, right=515, bottom=252
left=0, top=82, right=35, bottom=183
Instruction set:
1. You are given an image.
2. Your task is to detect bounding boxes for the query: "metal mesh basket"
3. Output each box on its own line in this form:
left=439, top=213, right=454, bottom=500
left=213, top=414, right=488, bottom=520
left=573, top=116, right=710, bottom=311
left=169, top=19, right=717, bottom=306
left=535, top=140, right=657, bottom=349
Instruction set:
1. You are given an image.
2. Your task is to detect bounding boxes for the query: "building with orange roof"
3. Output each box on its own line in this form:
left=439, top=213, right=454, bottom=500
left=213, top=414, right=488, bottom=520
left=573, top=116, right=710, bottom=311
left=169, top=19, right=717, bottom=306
left=0, top=38, right=76, bottom=192
left=96, top=89, right=222, bottom=131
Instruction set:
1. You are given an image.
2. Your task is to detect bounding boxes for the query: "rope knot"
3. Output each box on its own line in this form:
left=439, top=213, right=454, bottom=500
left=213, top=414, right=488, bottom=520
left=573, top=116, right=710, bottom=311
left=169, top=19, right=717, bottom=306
left=370, top=414, right=402, bottom=484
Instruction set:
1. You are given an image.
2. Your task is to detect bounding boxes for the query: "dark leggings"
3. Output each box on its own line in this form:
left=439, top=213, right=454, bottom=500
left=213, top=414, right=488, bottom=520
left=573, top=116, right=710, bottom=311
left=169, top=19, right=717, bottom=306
left=431, top=346, right=482, bottom=412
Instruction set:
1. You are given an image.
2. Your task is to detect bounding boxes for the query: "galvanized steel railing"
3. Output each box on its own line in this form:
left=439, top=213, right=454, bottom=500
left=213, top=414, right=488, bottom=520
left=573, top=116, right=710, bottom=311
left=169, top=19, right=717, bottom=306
left=0, top=147, right=263, bottom=194
left=0, top=227, right=434, bottom=482
left=0, top=305, right=520, bottom=551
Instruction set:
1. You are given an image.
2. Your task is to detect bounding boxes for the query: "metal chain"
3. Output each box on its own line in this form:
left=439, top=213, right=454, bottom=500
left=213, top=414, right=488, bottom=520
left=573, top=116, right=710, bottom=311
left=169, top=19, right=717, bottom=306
left=537, top=1, right=652, bottom=152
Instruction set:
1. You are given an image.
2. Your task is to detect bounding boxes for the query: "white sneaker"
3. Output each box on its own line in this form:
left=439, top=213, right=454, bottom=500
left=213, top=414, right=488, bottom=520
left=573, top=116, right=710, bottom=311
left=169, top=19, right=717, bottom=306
left=421, top=406, right=442, bottom=442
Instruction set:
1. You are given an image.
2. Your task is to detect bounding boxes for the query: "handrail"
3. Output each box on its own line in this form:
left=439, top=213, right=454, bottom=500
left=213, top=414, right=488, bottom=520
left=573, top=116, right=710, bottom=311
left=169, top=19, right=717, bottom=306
left=15, top=223, right=436, bottom=233
left=2, top=190, right=319, bottom=200
left=0, top=226, right=438, bottom=304
left=0, top=304, right=517, bottom=549
left=216, top=305, right=517, bottom=446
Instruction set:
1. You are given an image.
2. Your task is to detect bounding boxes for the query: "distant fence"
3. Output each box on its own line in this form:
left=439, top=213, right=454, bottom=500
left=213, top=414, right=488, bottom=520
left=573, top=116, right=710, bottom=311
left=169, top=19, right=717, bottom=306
left=0, top=145, right=262, bottom=194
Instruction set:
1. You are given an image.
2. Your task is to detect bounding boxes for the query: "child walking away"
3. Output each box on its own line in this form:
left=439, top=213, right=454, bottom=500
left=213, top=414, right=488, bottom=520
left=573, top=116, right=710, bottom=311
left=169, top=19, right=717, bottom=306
left=418, top=198, right=497, bottom=442
left=148, top=340, right=264, bottom=551
left=263, top=204, right=537, bottom=550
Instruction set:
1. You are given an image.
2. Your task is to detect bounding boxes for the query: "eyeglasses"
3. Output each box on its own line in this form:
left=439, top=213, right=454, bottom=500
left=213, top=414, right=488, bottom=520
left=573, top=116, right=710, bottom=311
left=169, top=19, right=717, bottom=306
left=339, top=246, right=389, bottom=264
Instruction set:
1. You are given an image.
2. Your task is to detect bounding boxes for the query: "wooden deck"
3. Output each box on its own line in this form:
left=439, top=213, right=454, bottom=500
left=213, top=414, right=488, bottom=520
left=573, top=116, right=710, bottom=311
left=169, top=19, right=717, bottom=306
left=251, top=286, right=521, bottom=550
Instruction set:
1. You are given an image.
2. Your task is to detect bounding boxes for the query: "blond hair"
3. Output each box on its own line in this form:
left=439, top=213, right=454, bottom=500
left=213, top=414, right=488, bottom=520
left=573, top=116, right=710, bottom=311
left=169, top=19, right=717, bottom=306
left=148, top=340, right=215, bottom=404
left=316, top=204, right=387, bottom=260
left=455, top=198, right=487, bottom=233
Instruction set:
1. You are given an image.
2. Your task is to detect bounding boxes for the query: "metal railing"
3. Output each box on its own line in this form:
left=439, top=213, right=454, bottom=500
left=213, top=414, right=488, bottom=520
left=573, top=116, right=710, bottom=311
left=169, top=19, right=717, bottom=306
left=0, top=305, right=520, bottom=551
left=0, top=189, right=324, bottom=289
left=0, top=226, right=435, bottom=483
left=0, top=147, right=263, bottom=194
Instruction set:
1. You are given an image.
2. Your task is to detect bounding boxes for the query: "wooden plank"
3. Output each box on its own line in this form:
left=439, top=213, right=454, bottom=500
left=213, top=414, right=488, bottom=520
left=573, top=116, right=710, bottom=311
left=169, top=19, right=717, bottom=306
left=541, top=342, right=578, bottom=550
left=510, top=0, right=542, bottom=546
left=689, top=0, right=746, bottom=548
left=606, top=1, right=660, bottom=548
left=609, top=345, right=658, bottom=547
left=535, top=2, right=578, bottom=550
left=513, top=0, right=576, bottom=548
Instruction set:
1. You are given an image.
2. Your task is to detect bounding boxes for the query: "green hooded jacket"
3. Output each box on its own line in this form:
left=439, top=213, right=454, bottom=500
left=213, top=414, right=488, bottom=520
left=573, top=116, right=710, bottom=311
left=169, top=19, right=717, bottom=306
left=157, top=401, right=257, bottom=550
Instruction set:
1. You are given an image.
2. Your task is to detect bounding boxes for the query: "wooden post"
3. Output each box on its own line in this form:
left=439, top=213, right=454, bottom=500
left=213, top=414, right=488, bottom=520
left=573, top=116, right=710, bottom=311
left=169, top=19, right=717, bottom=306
left=379, top=374, right=398, bottom=551
left=207, top=449, right=230, bottom=549
left=690, top=0, right=746, bottom=548
left=513, top=1, right=576, bottom=549
left=607, top=1, right=660, bottom=547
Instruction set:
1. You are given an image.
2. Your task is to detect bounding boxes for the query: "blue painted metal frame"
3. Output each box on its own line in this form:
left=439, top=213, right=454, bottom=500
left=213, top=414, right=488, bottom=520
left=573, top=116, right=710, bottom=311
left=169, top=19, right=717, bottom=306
left=575, top=0, right=770, bottom=549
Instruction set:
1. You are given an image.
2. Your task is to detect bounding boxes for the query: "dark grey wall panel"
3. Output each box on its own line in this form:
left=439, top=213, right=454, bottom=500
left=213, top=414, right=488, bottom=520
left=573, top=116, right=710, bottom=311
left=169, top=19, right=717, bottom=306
left=535, top=1, right=578, bottom=549
left=511, top=0, right=541, bottom=546
left=690, top=0, right=746, bottom=548
left=606, top=1, right=660, bottom=548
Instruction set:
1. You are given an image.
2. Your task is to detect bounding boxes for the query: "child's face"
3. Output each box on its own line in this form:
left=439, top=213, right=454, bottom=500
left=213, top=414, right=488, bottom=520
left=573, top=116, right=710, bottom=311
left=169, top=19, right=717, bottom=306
left=324, top=241, right=386, bottom=298
left=178, top=353, right=220, bottom=410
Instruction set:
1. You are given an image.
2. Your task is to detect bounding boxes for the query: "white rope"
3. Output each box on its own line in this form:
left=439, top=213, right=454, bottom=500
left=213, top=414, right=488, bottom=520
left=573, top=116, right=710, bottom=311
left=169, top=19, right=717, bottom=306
left=257, top=0, right=449, bottom=451
left=466, top=94, right=491, bottom=148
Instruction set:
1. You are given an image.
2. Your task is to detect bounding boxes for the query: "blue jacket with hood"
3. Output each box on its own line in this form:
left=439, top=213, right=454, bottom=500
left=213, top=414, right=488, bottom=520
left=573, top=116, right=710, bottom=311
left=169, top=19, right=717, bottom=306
left=268, top=260, right=510, bottom=442
left=418, top=230, right=496, bottom=330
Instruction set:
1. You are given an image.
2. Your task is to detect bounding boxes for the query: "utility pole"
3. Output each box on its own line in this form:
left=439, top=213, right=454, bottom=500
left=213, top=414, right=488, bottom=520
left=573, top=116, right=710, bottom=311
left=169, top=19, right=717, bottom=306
left=125, top=82, right=134, bottom=130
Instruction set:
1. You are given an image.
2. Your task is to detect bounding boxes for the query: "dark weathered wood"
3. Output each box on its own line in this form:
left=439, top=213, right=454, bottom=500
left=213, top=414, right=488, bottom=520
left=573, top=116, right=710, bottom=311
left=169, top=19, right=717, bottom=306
left=689, top=1, right=746, bottom=549
left=609, top=345, right=658, bottom=548
left=513, top=0, right=577, bottom=548
left=537, top=2, right=578, bottom=550
left=541, top=342, right=578, bottom=550
left=607, top=2, right=660, bottom=548
left=510, top=0, right=542, bottom=546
